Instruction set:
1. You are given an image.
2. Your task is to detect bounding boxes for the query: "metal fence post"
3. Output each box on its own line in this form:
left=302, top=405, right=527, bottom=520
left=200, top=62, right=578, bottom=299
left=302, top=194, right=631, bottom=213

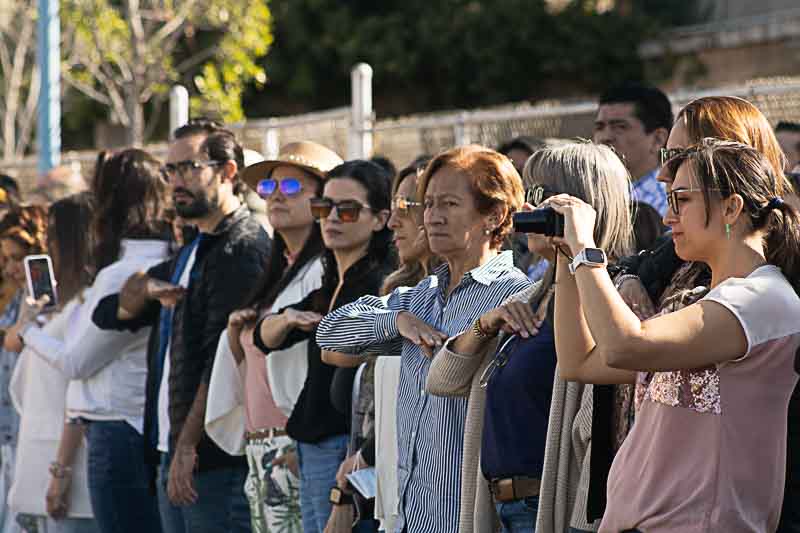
left=263, top=126, right=280, bottom=159
left=454, top=111, right=470, bottom=146
left=169, top=85, right=189, bottom=139
left=349, top=63, right=373, bottom=159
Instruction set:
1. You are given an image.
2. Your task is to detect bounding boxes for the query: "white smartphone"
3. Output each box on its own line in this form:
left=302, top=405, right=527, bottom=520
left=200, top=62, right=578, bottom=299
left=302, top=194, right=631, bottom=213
left=24, top=254, right=58, bottom=310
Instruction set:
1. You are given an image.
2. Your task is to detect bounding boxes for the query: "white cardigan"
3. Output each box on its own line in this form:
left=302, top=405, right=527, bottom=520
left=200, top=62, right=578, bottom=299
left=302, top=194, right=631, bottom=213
left=21, top=239, right=169, bottom=433
left=8, top=298, right=93, bottom=518
left=205, top=256, right=324, bottom=455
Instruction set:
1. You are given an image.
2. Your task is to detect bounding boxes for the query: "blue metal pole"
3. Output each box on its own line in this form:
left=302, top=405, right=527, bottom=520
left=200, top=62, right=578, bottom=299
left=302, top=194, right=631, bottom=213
left=37, top=0, right=60, bottom=174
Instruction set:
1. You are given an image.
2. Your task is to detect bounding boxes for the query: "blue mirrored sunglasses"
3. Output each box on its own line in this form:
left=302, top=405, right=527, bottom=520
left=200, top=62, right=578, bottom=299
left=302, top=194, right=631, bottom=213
left=256, top=177, right=303, bottom=198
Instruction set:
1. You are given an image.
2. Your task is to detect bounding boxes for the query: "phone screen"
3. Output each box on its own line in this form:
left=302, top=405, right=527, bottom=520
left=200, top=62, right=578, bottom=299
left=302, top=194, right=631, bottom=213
left=26, top=257, right=57, bottom=308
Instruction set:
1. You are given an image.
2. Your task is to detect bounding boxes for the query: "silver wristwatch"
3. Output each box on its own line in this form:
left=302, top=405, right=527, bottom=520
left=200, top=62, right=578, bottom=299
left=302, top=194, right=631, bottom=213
left=569, top=247, right=607, bottom=275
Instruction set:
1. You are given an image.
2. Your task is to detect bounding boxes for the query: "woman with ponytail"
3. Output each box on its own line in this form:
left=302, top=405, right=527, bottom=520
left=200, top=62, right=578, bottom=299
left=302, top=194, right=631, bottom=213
left=552, top=138, right=800, bottom=532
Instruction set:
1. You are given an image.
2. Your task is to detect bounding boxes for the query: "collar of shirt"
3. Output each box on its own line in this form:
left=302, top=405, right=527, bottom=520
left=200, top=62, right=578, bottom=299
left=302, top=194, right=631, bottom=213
left=207, top=205, right=250, bottom=236
left=433, top=250, right=515, bottom=289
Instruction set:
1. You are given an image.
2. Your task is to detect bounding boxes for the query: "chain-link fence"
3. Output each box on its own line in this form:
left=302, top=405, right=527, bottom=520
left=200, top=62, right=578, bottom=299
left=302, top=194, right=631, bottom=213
left=5, top=76, right=800, bottom=196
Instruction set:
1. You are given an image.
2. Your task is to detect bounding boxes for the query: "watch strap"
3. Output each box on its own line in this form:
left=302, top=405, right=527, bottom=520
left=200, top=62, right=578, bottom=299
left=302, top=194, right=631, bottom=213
left=569, top=248, right=607, bottom=275
left=329, top=486, right=354, bottom=505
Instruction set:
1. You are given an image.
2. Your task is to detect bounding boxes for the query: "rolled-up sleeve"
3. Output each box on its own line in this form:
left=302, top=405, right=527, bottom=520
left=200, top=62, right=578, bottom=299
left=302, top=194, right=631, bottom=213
left=316, top=285, right=417, bottom=356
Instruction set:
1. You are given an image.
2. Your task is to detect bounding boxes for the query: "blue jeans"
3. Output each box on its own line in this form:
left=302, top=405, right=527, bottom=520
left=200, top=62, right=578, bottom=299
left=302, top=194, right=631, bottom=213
left=182, top=465, right=250, bottom=533
left=157, top=453, right=185, bottom=533
left=495, top=495, right=538, bottom=533
left=157, top=452, right=250, bottom=533
left=85, top=421, right=162, bottom=533
left=296, top=435, right=348, bottom=533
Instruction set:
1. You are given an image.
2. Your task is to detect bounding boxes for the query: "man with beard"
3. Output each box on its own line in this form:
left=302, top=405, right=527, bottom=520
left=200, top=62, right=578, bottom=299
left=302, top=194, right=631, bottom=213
left=92, top=119, right=271, bottom=533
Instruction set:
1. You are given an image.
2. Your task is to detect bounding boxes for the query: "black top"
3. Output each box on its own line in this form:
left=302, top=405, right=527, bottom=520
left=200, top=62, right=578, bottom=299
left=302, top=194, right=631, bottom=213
left=93, top=207, right=271, bottom=473
left=254, top=254, right=391, bottom=444
left=481, top=321, right=557, bottom=479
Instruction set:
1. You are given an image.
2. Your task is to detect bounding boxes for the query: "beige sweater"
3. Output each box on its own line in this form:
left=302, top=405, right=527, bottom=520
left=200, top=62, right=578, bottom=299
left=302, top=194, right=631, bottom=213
left=425, top=284, right=538, bottom=533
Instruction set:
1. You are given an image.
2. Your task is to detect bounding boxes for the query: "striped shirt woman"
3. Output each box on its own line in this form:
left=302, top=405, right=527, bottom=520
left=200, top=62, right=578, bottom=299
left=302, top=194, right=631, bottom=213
left=317, top=251, right=530, bottom=532
left=317, top=145, right=532, bottom=532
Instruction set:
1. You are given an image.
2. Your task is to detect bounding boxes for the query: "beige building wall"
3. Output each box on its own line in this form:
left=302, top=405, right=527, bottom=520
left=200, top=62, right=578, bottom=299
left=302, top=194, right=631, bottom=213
left=642, top=1, right=800, bottom=90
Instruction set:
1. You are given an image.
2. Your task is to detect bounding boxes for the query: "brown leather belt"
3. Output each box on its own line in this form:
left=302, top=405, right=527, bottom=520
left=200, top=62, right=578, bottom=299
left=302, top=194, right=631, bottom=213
left=489, top=476, right=541, bottom=503
left=245, top=428, right=288, bottom=441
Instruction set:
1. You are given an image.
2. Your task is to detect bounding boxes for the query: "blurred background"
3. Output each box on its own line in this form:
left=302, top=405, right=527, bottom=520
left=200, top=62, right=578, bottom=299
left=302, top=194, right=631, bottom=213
left=2, top=0, right=799, bottom=195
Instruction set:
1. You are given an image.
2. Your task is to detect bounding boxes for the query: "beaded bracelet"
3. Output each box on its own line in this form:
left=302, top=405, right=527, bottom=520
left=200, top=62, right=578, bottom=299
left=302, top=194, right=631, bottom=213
left=48, top=462, right=72, bottom=479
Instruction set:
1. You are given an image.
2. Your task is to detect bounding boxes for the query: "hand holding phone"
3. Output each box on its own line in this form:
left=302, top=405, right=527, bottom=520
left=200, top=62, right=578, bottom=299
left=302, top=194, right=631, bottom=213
left=24, top=255, right=58, bottom=310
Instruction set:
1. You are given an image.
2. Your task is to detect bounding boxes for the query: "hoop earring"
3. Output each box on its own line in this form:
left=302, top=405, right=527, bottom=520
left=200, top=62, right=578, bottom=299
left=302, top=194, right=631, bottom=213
left=725, top=223, right=731, bottom=240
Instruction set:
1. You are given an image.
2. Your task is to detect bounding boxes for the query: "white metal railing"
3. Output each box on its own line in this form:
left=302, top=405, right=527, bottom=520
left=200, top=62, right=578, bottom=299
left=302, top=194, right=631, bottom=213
left=7, top=66, right=800, bottom=193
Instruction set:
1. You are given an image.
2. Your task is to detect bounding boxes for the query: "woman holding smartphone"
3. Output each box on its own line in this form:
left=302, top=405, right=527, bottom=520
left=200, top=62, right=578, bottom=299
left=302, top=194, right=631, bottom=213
left=8, top=193, right=99, bottom=533
left=9, top=150, right=171, bottom=533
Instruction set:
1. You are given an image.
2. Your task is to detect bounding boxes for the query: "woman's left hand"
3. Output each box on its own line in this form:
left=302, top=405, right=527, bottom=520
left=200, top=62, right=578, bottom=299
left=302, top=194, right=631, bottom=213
left=4, top=295, right=50, bottom=353
left=544, top=194, right=598, bottom=255
left=335, top=452, right=366, bottom=490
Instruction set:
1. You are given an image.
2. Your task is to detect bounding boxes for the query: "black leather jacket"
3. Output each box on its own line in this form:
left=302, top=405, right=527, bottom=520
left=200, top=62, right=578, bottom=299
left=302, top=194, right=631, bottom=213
left=93, top=206, right=271, bottom=472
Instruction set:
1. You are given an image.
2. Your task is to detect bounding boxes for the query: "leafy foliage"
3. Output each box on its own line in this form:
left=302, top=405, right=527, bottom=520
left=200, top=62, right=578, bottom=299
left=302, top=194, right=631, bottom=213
left=61, top=0, right=272, bottom=143
left=244, top=0, right=700, bottom=117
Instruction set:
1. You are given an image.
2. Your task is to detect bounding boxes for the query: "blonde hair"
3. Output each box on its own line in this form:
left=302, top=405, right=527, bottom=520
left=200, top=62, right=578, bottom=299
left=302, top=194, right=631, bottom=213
left=523, top=142, right=635, bottom=261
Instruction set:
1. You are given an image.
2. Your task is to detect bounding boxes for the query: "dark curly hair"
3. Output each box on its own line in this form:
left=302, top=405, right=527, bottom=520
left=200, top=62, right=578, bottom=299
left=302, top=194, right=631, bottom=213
left=0, top=204, right=48, bottom=254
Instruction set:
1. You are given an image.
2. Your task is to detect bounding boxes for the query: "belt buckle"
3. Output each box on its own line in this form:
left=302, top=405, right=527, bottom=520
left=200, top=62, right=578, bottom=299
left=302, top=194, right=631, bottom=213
left=491, top=479, right=515, bottom=502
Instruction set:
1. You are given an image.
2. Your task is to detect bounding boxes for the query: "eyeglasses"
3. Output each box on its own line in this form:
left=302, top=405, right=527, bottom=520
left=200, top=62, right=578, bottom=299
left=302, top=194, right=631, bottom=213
left=309, top=198, right=373, bottom=223
left=667, top=186, right=721, bottom=216
left=391, top=196, right=422, bottom=216
left=163, top=160, right=225, bottom=181
left=524, top=184, right=557, bottom=206
left=660, top=147, right=685, bottom=167
left=256, top=178, right=303, bottom=198
left=479, top=335, right=519, bottom=389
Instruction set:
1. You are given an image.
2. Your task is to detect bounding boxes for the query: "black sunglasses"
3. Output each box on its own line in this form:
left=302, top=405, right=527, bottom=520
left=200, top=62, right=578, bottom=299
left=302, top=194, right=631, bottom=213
left=309, top=198, right=374, bottom=223
left=524, top=185, right=557, bottom=206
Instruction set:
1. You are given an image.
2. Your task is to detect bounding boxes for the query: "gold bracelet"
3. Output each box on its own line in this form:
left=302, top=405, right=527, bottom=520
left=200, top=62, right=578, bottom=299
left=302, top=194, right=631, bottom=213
left=472, top=316, right=496, bottom=339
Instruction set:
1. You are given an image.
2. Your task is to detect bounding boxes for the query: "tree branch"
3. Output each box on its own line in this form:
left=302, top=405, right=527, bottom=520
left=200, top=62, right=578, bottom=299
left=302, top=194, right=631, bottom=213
left=150, top=0, right=197, bottom=48
left=16, top=63, right=39, bottom=157
left=143, top=94, right=166, bottom=141
left=174, top=44, right=218, bottom=75
left=61, top=69, right=112, bottom=107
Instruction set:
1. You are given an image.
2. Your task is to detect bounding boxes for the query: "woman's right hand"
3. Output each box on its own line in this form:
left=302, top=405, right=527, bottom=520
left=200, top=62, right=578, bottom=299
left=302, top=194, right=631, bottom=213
left=227, top=309, right=258, bottom=362
left=46, top=475, right=71, bottom=519
left=283, top=308, right=324, bottom=332
left=397, top=311, right=448, bottom=358
left=479, top=300, right=542, bottom=339
left=228, top=309, right=258, bottom=333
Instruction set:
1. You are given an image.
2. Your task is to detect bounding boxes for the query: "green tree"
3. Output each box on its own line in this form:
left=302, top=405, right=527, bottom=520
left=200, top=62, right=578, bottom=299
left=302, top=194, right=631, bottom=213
left=62, top=0, right=272, bottom=145
left=245, top=0, right=701, bottom=118
left=0, top=0, right=39, bottom=160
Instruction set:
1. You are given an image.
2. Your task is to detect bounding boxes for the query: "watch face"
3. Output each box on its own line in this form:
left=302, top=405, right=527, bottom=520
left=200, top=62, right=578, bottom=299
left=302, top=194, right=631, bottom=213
left=585, top=248, right=606, bottom=263
left=329, top=487, right=341, bottom=504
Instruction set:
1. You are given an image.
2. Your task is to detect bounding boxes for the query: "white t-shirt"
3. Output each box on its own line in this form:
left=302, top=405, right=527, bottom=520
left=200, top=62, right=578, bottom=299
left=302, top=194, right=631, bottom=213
left=158, top=246, right=198, bottom=453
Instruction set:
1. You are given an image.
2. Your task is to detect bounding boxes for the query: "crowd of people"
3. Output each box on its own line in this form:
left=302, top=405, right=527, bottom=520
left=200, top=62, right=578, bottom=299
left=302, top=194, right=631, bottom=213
left=0, top=84, right=796, bottom=533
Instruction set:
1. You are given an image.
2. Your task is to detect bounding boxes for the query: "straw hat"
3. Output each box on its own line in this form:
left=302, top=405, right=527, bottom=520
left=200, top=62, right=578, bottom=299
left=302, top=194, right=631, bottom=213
left=241, top=141, right=343, bottom=191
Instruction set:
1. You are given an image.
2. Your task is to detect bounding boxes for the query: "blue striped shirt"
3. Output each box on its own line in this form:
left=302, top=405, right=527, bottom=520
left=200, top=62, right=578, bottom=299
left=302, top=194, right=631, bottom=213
left=316, top=251, right=531, bottom=533
left=632, top=167, right=667, bottom=216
